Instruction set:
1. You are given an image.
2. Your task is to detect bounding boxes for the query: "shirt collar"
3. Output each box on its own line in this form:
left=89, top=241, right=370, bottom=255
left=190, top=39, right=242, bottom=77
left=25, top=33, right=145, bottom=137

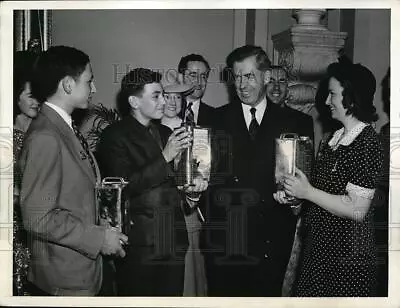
left=241, top=97, right=267, bottom=127
left=187, top=98, right=200, bottom=106
left=328, top=121, right=368, bottom=149
left=188, top=99, right=200, bottom=111
left=241, top=97, right=267, bottom=113
left=45, top=101, right=73, bottom=129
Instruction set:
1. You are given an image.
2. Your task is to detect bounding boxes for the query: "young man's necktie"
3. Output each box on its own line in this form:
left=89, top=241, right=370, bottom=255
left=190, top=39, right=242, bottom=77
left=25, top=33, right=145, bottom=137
left=72, top=123, right=97, bottom=177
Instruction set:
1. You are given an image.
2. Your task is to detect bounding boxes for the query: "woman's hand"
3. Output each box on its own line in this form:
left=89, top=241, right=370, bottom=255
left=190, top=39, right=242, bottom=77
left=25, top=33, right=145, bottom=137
left=283, top=167, right=312, bottom=200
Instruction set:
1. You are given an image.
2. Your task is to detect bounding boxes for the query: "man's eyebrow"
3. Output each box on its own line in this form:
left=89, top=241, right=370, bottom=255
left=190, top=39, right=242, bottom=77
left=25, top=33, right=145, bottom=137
left=152, top=90, right=161, bottom=95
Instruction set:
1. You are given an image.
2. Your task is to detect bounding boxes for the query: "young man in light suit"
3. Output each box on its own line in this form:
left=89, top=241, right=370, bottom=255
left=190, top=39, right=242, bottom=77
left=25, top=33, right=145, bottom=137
left=19, top=46, right=128, bottom=296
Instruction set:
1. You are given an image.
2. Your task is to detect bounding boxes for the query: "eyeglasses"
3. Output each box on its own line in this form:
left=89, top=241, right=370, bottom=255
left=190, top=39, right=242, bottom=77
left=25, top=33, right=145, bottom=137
left=184, top=71, right=209, bottom=82
left=234, top=73, right=257, bottom=84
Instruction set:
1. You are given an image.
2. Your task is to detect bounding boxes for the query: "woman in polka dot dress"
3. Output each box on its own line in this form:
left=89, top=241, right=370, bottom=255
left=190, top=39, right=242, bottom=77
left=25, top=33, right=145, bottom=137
left=274, top=60, right=383, bottom=297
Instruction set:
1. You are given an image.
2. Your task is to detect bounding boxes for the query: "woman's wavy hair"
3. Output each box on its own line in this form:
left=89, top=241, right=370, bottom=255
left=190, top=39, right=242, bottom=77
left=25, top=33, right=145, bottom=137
left=13, top=51, right=41, bottom=122
left=327, top=56, right=378, bottom=123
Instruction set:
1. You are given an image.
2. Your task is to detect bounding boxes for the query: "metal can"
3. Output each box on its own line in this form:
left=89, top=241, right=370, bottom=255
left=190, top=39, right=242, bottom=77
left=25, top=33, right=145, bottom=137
left=275, top=133, right=313, bottom=203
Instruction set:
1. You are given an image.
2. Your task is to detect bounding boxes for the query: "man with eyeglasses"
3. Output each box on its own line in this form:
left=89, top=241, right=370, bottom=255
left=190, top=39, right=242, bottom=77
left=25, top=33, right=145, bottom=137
left=204, top=45, right=314, bottom=296
left=178, top=54, right=216, bottom=127
left=176, top=54, right=218, bottom=296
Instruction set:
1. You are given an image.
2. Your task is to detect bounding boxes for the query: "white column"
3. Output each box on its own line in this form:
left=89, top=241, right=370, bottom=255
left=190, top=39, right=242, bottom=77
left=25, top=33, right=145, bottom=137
left=23, top=10, right=31, bottom=50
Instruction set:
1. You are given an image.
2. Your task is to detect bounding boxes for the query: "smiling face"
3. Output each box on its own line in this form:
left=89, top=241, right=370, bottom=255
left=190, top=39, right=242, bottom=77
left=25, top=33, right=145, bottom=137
left=183, top=61, right=209, bottom=101
left=233, top=55, right=267, bottom=107
left=18, top=82, right=40, bottom=118
left=326, top=77, right=348, bottom=123
left=163, top=92, right=182, bottom=118
left=132, top=82, right=166, bottom=123
left=266, top=67, right=288, bottom=105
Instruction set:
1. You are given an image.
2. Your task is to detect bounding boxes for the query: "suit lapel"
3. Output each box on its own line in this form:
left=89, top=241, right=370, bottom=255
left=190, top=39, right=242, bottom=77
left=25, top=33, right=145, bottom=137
left=40, top=105, right=97, bottom=185
left=198, top=101, right=205, bottom=125
left=257, top=100, right=274, bottom=139
left=231, top=100, right=253, bottom=143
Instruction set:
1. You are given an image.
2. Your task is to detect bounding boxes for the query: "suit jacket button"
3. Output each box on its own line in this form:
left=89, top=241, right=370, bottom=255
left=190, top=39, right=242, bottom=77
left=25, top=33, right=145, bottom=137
left=264, top=253, right=269, bottom=259
left=233, top=176, right=239, bottom=183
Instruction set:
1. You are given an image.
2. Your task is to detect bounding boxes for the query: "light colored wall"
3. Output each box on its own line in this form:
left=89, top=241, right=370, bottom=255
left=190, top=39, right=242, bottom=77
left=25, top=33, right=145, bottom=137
left=51, top=9, right=235, bottom=109
left=51, top=9, right=390, bottom=130
left=353, top=9, right=390, bottom=131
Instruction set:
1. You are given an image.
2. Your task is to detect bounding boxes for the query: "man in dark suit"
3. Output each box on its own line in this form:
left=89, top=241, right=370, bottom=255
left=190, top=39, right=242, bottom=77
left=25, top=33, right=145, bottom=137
left=177, top=54, right=218, bottom=295
left=19, top=46, right=127, bottom=296
left=205, top=45, right=314, bottom=296
left=97, top=68, right=208, bottom=296
left=178, top=54, right=216, bottom=127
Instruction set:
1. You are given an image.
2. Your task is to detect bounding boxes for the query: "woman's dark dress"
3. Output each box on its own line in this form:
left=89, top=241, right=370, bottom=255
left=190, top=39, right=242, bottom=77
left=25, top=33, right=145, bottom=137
left=294, top=124, right=383, bottom=297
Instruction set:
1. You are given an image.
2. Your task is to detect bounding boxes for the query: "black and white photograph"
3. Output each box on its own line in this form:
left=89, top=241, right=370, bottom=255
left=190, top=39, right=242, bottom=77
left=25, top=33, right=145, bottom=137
left=0, top=1, right=398, bottom=307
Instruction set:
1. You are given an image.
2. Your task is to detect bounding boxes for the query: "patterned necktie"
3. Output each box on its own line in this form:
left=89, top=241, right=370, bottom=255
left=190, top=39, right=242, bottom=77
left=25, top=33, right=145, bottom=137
left=72, top=123, right=97, bottom=178
left=249, top=107, right=259, bottom=141
left=185, top=102, right=195, bottom=125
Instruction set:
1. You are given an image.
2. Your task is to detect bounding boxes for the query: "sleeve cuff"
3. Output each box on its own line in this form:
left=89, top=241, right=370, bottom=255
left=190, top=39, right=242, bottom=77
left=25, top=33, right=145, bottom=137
left=346, top=182, right=375, bottom=200
left=79, top=225, right=106, bottom=260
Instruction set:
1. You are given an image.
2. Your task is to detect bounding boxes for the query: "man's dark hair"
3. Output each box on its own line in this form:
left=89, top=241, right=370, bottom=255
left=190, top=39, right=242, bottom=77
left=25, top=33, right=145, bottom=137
left=269, top=65, right=288, bottom=79
left=178, top=54, right=210, bottom=74
left=226, top=45, right=271, bottom=71
left=117, top=68, right=162, bottom=116
left=31, top=45, right=90, bottom=103
left=269, top=65, right=286, bottom=72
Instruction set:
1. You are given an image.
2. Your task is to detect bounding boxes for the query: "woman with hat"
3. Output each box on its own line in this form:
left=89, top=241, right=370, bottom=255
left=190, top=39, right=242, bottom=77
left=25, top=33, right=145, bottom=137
left=161, top=82, right=193, bottom=130
left=161, top=81, right=208, bottom=296
left=274, top=59, right=383, bottom=296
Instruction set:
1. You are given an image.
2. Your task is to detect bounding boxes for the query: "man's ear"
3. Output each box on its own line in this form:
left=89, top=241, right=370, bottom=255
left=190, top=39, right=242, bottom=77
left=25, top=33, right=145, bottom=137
left=128, top=95, right=139, bottom=110
left=263, top=70, right=271, bottom=85
left=61, top=76, right=74, bottom=94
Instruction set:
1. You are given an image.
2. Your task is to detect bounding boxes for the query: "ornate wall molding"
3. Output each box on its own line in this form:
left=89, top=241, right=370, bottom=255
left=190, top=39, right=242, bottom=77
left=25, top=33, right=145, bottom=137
left=272, top=9, right=347, bottom=113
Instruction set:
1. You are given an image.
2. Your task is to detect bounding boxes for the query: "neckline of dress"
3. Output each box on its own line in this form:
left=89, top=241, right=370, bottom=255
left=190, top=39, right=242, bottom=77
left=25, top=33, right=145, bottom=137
left=328, top=122, right=368, bottom=150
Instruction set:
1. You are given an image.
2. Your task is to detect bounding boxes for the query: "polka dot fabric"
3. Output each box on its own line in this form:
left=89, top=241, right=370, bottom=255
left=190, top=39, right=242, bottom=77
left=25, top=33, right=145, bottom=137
left=294, top=124, right=383, bottom=297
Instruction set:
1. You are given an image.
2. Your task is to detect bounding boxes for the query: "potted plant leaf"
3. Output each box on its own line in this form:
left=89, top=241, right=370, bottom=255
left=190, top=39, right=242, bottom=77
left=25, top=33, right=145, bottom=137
left=83, top=103, right=121, bottom=153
